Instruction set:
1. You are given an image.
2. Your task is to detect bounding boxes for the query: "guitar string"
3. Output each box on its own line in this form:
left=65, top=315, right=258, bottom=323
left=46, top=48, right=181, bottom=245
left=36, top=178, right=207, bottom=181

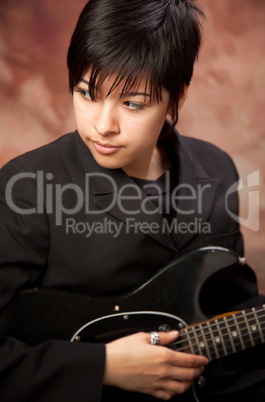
left=170, top=309, right=265, bottom=352
left=172, top=328, right=265, bottom=356
left=184, top=314, right=265, bottom=335
left=172, top=330, right=264, bottom=349
left=172, top=331, right=264, bottom=353
left=174, top=315, right=265, bottom=345
left=177, top=308, right=265, bottom=338
left=171, top=336, right=264, bottom=357
left=172, top=321, right=265, bottom=355
left=171, top=342, right=250, bottom=356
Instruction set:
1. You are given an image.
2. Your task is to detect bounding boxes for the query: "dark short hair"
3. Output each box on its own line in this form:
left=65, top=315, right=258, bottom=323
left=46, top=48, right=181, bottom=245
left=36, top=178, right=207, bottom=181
left=67, top=0, right=204, bottom=135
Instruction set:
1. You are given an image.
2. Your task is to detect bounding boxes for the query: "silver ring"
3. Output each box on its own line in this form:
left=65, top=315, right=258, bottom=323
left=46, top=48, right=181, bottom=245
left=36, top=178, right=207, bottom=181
left=150, top=331, right=160, bottom=345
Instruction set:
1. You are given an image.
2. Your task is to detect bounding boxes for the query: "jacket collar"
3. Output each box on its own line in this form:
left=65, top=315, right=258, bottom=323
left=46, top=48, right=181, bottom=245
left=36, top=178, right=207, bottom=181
left=170, top=132, right=220, bottom=250
left=74, top=125, right=220, bottom=252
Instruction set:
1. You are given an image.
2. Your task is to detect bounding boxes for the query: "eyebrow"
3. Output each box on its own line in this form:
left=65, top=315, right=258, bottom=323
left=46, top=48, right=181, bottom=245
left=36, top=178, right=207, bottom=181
left=123, top=91, right=151, bottom=98
left=80, top=78, right=89, bottom=85
left=80, top=79, right=151, bottom=98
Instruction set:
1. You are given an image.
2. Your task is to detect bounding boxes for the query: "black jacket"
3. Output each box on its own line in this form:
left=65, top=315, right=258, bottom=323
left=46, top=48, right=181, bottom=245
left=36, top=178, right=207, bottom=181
left=0, top=128, right=264, bottom=401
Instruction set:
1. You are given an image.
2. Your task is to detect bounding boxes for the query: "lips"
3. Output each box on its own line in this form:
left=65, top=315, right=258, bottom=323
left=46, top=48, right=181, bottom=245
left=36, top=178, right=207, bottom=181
left=92, top=140, right=122, bottom=155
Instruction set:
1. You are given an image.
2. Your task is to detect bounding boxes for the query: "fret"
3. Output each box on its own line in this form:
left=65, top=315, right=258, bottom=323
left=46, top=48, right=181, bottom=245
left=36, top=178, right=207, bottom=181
left=201, top=322, right=216, bottom=360
left=248, top=309, right=263, bottom=345
left=237, top=312, right=252, bottom=349
left=178, top=333, right=190, bottom=354
left=223, top=315, right=236, bottom=353
left=215, top=319, right=228, bottom=357
left=206, top=321, right=220, bottom=360
left=190, top=326, right=201, bottom=355
left=218, top=317, right=233, bottom=355
left=183, top=328, right=195, bottom=354
left=254, top=306, right=265, bottom=343
left=232, top=313, right=245, bottom=351
left=176, top=305, right=265, bottom=362
left=198, top=323, right=212, bottom=359
left=242, top=310, right=255, bottom=347
left=209, top=320, right=224, bottom=358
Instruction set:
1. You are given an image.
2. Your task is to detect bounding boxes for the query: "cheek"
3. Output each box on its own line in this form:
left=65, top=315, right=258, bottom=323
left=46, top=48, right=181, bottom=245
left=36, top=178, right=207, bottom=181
left=73, top=99, right=82, bottom=124
left=127, top=129, right=158, bottom=153
left=143, top=105, right=168, bottom=130
left=73, top=101, right=92, bottom=130
left=138, top=113, right=167, bottom=141
left=124, top=111, right=167, bottom=149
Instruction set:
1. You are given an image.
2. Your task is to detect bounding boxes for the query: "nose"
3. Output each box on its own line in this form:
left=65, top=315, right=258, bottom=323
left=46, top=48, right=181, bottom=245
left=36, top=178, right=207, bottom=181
left=93, top=102, right=120, bottom=136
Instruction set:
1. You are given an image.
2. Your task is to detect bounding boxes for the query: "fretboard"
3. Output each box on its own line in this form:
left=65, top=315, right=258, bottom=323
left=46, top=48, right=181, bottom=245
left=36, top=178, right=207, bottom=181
left=173, top=305, right=265, bottom=361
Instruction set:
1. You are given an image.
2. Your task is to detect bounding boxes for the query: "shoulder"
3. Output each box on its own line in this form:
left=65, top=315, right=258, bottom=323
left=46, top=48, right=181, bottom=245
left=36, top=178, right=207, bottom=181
left=1, top=132, right=76, bottom=172
left=0, top=133, right=80, bottom=200
left=177, top=133, right=239, bottom=182
left=0, top=133, right=78, bottom=184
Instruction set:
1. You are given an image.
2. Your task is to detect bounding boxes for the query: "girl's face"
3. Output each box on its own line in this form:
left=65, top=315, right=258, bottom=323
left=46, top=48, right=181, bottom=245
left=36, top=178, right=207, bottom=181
left=73, top=71, right=171, bottom=179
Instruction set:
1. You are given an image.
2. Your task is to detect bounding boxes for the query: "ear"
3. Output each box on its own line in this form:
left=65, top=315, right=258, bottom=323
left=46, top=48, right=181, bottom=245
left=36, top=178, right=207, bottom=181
left=167, top=85, right=189, bottom=116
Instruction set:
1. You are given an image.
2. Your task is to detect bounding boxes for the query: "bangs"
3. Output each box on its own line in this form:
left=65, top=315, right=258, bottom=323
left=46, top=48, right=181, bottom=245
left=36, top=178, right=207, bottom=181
left=81, top=53, right=164, bottom=103
left=68, top=0, right=168, bottom=103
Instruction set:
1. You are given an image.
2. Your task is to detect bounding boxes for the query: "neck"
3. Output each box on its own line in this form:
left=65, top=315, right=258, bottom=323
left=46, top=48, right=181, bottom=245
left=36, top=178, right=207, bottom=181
left=123, top=144, right=171, bottom=180
left=172, top=305, right=265, bottom=361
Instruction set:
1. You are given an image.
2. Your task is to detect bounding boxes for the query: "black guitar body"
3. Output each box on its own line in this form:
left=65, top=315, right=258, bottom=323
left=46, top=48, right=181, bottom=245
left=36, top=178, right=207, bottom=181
left=0, top=246, right=239, bottom=345
left=1, top=246, right=264, bottom=401
left=0, top=247, right=260, bottom=402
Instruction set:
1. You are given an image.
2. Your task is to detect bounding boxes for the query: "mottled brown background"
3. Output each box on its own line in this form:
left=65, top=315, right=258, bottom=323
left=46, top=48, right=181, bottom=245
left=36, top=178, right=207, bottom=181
left=0, top=0, right=264, bottom=292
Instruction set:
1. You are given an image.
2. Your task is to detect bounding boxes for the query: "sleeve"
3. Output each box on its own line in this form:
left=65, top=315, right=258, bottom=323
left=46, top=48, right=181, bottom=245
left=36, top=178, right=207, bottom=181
left=0, top=161, right=105, bottom=402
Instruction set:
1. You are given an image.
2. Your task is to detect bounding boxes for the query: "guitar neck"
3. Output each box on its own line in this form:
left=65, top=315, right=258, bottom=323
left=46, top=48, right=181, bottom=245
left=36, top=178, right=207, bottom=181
left=174, top=305, right=265, bottom=361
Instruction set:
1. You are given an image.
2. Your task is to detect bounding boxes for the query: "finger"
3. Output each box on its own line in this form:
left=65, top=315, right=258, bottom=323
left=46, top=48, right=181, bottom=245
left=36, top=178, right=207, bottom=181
left=153, top=379, right=192, bottom=399
left=145, top=331, right=209, bottom=368
left=149, top=331, right=209, bottom=367
left=144, top=331, right=209, bottom=372
left=152, top=389, right=176, bottom=401
left=167, top=364, right=205, bottom=381
left=170, top=350, right=209, bottom=367
left=162, top=379, right=192, bottom=394
left=155, top=330, right=179, bottom=346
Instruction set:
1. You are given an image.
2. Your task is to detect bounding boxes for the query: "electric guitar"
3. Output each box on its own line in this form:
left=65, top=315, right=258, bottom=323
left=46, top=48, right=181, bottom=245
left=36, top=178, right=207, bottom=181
left=0, top=246, right=264, bottom=401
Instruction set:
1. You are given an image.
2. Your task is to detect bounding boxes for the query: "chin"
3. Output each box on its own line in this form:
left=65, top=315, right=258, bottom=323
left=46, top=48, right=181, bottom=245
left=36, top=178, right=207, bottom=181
left=94, top=157, right=123, bottom=170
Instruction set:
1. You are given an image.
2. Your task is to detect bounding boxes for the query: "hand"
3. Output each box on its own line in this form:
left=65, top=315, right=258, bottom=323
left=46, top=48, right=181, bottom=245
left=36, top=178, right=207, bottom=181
left=103, top=331, right=209, bottom=400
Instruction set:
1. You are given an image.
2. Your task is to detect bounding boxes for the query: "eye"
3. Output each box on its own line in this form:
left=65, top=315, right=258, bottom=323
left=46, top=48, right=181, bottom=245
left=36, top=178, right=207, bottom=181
left=76, top=88, right=92, bottom=100
left=124, top=101, right=144, bottom=110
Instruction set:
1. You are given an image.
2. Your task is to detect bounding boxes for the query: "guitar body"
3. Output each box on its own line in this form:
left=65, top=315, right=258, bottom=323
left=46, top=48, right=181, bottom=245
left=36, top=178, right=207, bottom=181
left=70, top=246, right=239, bottom=344
left=1, top=246, right=264, bottom=401
left=0, top=246, right=238, bottom=345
